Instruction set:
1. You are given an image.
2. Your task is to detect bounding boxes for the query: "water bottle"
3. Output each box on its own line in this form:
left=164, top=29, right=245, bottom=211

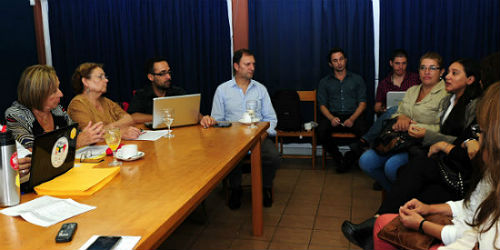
left=0, top=127, right=20, bottom=206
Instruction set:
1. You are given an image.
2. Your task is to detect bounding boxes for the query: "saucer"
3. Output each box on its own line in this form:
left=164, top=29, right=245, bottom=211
left=239, top=118, right=260, bottom=125
left=116, top=151, right=145, bottom=161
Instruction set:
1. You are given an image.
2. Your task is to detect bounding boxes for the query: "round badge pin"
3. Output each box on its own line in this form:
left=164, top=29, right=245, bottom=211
left=51, top=137, right=69, bottom=168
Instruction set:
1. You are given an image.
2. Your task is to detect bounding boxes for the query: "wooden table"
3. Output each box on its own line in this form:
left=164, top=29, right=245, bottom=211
left=0, top=122, right=269, bottom=249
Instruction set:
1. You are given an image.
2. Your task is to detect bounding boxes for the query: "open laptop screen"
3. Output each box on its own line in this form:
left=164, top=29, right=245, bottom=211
left=150, top=93, right=201, bottom=129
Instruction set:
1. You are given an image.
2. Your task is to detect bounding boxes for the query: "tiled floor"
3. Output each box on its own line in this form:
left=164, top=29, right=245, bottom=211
left=159, top=158, right=382, bottom=250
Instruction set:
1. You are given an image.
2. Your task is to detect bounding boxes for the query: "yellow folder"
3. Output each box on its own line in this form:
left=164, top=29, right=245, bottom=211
left=34, top=165, right=120, bottom=197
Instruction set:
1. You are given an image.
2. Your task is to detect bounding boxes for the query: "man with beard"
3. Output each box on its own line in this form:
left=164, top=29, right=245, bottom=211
left=128, top=57, right=189, bottom=123
left=317, top=47, right=368, bottom=173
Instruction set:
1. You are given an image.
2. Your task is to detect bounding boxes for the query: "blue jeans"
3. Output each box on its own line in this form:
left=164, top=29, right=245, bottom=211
left=362, top=106, right=398, bottom=145
left=359, top=149, right=408, bottom=191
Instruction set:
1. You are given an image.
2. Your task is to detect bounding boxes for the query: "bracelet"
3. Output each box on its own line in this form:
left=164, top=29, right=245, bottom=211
left=463, top=138, right=476, bottom=149
left=418, top=219, right=427, bottom=233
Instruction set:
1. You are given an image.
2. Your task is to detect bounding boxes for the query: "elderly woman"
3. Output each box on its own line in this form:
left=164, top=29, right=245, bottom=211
left=5, top=65, right=103, bottom=183
left=67, top=63, right=140, bottom=139
left=358, top=52, right=449, bottom=191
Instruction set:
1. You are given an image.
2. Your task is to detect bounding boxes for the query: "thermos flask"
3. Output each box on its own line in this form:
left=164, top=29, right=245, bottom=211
left=0, top=128, right=20, bottom=206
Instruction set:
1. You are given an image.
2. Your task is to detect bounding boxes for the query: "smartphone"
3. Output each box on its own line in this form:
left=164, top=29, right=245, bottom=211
left=214, top=122, right=232, bottom=128
left=87, top=236, right=121, bottom=250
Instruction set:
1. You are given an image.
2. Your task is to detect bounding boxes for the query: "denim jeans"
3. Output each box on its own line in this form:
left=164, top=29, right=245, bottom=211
left=361, top=106, right=398, bottom=145
left=359, top=149, right=408, bottom=191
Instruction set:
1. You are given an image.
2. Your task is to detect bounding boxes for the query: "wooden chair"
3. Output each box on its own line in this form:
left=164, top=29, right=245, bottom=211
left=274, top=90, right=317, bottom=168
left=321, top=132, right=357, bottom=169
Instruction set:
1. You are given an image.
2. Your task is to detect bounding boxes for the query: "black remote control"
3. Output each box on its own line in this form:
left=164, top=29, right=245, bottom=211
left=55, top=222, right=77, bottom=243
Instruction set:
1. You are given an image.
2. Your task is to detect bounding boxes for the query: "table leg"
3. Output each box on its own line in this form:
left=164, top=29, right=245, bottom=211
left=250, top=137, right=263, bottom=236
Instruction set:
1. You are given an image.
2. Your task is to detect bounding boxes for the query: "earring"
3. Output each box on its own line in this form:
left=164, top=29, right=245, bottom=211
left=85, top=88, right=90, bottom=94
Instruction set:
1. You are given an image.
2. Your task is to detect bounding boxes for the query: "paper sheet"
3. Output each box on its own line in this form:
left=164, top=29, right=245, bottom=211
left=0, top=196, right=96, bottom=227
left=79, top=235, right=141, bottom=250
left=132, top=130, right=168, bottom=141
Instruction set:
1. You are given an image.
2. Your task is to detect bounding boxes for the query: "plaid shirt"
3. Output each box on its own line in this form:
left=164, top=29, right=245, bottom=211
left=375, top=71, right=420, bottom=106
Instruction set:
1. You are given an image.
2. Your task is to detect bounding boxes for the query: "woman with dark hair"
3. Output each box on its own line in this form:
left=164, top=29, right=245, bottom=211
left=342, top=58, right=484, bottom=249
left=68, top=62, right=141, bottom=139
left=359, top=52, right=449, bottom=191
left=388, top=82, right=500, bottom=250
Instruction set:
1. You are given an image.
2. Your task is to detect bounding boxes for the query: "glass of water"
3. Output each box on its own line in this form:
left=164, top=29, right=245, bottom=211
left=246, top=100, right=258, bottom=128
left=162, top=108, right=175, bottom=138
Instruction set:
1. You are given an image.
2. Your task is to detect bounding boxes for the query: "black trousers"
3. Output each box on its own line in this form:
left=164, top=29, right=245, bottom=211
left=377, top=154, right=460, bottom=214
left=317, top=113, right=368, bottom=158
left=228, top=138, right=279, bottom=189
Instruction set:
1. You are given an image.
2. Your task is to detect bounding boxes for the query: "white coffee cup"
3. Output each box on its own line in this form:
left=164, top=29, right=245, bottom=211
left=118, top=144, right=138, bottom=158
left=241, top=112, right=252, bottom=123
left=304, top=122, right=312, bottom=131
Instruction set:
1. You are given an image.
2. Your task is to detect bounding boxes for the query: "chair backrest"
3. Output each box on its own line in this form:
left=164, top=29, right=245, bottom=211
left=297, top=90, right=317, bottom=123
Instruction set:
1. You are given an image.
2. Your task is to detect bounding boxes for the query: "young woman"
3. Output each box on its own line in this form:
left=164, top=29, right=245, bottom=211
left=373, top=82, right=500, bottom=250
left=358, top=52, right=449, bottom=191
left=342, top=58, right=483, bottom=249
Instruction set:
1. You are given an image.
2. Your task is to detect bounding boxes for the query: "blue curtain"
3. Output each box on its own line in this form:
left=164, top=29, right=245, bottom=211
left=249, top=0, right=375, bottom=105
left=48, top=0, right=232, bottom=114
left=379, top=0, right=500, bottom=77
left=0, top=1, right=38, bottom=120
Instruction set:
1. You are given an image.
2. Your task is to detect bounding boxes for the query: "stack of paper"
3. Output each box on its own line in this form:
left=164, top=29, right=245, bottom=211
left=34, top=165, right=120, bottom=197
left=0, top=196, right=95, bottom=227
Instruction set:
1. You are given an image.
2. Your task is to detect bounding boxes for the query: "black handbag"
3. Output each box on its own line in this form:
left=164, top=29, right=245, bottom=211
left=435, top=152, right=467, bottom=198
left=373, top=118, right=420, bottom=156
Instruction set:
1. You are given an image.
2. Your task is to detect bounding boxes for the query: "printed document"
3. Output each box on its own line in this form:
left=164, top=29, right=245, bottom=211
left=0, top=196, right=96, bottom=227
left=132, top=130, right=168, bottom=141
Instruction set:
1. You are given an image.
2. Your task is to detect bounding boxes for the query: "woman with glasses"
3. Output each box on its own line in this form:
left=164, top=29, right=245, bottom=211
left=5, top=65, right=104, bottom=188
left=68, top=62, right=141, bottom=139
left=357, top=52, right=449, bottom=192
left=342, top=59, right=494, bottom=248
left=374, top=82, right=500, bottom=250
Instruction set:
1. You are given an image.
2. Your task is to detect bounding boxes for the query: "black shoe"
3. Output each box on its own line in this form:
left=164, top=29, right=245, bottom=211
left=263, top=188, right=273, bottom=207
left=372, top=181, right=383, bottom=191
left=228, top=187, right=242, bottom=210
left=344, top=151, right=358, bottom=168
left=341, top=217, right=376, bottom=248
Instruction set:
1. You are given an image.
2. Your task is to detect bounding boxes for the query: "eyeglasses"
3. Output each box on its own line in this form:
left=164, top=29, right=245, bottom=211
left=151, top=70, right=173, bottom=77
left=419, top=66, right=440, bottom=71
left=92, top=74, right=108, bottom=80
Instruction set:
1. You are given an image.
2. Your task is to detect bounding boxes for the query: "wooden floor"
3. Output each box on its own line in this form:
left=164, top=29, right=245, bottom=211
left=159, top=158, right=382, bottom=250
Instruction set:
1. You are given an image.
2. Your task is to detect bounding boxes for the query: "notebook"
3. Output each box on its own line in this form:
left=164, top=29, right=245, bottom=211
left=26, top=124, right=78, bottom=192
left=386, top=91, right=406, bottom=108
left=148, top=93, right=201, bottom=129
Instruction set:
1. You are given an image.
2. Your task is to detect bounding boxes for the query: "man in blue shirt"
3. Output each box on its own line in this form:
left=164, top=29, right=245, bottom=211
left=317, top=48, right=369, bottom=173
left=201, top=49, right=280, bottom=209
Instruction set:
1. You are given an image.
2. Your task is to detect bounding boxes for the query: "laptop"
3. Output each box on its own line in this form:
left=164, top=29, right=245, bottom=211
left=386, top=91, right=406, bottom=108
left=25, top=124, right=78, bottom=192
left=148, top=93, right=201, bottom=129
